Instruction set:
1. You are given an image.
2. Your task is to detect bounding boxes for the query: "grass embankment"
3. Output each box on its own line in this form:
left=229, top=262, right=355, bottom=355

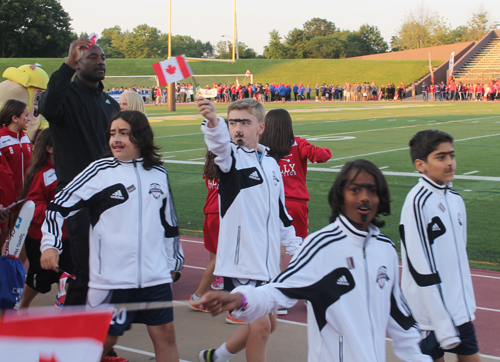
left=0, top=58, right=443, bottom=89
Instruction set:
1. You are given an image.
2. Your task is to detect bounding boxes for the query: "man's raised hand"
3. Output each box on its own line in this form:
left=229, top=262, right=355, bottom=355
left=65, top=38, right=92, bottom=69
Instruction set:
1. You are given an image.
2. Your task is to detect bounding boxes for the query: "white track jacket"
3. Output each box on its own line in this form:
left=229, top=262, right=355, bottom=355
left=201, top=118, right=301, bottom=281
left=230, top=215, right=431, bottom=362
left=41, top=157, right=184, bottom=290
left=400, top=175, right=476, bottom=349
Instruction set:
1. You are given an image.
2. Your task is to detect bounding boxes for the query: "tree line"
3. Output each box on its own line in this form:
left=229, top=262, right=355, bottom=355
left=0, top=0, right=498, bottom=59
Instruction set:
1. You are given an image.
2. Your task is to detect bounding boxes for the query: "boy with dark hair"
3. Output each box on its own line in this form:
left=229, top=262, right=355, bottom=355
left=400, top=130, right=479, bottom=362
left=196, top=97, right=302, bottom=362
left=198, top=159, right=431, bottom=362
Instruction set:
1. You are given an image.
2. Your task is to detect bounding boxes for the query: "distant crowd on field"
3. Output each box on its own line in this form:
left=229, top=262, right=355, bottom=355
left=107, top=78, right=500, bottom=105
left=419, top=80, right=500, bottom=101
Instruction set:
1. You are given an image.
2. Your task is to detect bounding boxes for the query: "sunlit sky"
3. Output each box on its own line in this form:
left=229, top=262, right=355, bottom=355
left=60, top=0, right=500, bottom=55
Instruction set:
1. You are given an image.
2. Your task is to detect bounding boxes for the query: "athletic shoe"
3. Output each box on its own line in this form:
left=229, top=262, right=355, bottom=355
left=211, top=276, right=224, bottom=290
left=277, top=308, right=288, bottom=316
left=102, top=348, right=128, bottom=362
left=225, top=312, right=246, bottom=325
left=198, top=349, right=217, bottom=362
left=189, top=295, right=210, bottom=313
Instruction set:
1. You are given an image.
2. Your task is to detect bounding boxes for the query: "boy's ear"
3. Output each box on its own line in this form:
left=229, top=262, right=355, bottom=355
left=257, top=121, right=265, bottom=135
left=414, top=158, right=426, bottom=174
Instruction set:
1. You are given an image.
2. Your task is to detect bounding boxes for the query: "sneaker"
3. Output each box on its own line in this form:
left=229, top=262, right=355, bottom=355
left=189, top=295, right=210, bottom=313
left=102, top=348, right=128, bottom=362
left=225, top=311, right=246, bottom=325
left=277, top=308, right=288, bottom=316
left=211, top=276, right=224, bottom=290
left=198, top=349, right=216, bottom=362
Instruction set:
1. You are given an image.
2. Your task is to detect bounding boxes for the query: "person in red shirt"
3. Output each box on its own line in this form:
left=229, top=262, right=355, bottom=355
left=189, top=150, right=224, bottom=311
left=0, top=99, right=32, bottom=247
left=260, top=109, right=332, bottom=239
left=0, top=99, right=32, bottom=197
left=11, top=129, right=73, bottom=308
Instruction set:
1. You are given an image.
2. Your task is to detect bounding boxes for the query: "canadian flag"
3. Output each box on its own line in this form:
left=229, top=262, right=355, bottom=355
left=245, top=69, right=251, bottom=77
left=152, top=55, right=193, bottom=86
left=0, top=307, right=113, bottom=362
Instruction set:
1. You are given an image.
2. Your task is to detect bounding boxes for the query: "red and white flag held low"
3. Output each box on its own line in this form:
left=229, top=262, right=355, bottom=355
left=152, top=55, right=193, bottom=86
left=0, top=307, right=113, bottom=362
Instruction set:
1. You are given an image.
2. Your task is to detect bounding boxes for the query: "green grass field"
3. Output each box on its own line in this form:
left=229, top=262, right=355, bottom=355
left=0, top=58, right=443, bottom=89
left=146, top=100, right=500, bottom=271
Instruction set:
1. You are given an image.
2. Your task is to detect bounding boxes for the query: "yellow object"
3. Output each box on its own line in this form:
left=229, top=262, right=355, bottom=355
left=0, top=64, right=49, bottom=140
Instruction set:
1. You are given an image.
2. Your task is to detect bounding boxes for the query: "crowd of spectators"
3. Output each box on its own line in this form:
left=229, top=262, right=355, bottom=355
left=107, top=79, right=500, bottom=104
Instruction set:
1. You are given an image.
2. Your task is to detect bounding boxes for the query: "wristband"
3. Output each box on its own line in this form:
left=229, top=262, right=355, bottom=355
left=240, top=294, right=248, bottom=309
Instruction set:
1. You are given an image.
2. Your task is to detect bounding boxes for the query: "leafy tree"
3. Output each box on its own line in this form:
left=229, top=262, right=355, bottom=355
left=0, top=0, right=74, bottom=58
left=461, top=10, right=500, bottom=41
left=303, top=18, right=336, bottom=37
left=263, top=30, right=289, bottom=59
left=357, top=24, right=388, bottom=54
left=122, top=24, right=164, bottom=58
left=303, top=36, right=343, bottom=59
left=391, top=3, right=456, bottom=50
left=284, top=28, right=308, bottom=58
left=100, top=26, right=126, bottom=58
left=214, top=40, right=256, bottom=59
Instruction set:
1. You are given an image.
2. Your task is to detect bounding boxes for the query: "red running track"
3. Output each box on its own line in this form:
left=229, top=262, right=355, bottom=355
left=175, top=235, right=500, bottom=358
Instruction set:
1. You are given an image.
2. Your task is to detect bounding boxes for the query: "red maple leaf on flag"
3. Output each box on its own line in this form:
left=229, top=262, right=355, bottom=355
left=166, top=65, right=177, bottom=75
left=39, top=353, right=60, bottom=362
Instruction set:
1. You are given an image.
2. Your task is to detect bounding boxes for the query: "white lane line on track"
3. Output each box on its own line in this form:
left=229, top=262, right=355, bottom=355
left=114, top=345, right=191, bottom=362
left=478, top=307, right=500, bottom=313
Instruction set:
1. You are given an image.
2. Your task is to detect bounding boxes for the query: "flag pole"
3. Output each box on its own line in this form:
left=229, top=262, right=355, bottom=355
left=167, top=0, right=176, bottom=111
left=232, top=0, right=236, bottom=62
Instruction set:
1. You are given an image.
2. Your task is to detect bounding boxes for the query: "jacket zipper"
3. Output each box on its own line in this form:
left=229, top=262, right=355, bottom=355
left=98, top=236, right=102, bottom=274
left=363, top=232, right=379, bottom=362
left=133, top=160, right=143, bottom=287
left=234, top=226, right=241, bottom=265
left=256, top=150, right=272, bottom=279
left=444, top=189, right=471, bottom=320
left=339, top=335, right=344, bottom=362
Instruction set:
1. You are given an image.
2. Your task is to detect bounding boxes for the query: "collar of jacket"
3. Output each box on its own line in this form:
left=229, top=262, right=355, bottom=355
left=338, top=214, right=380, bottom=248
left=114, top=157, right=144, bottom=165
left=1, top=126, right=26, bottom=140
left=232, top=141, right=269, bottom=156
left=421, top=175, right=452, bottom=195
left=74, top=75, right=104, bottom=96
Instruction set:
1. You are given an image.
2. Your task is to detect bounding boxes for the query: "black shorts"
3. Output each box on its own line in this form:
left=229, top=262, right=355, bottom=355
left=86, top=283, right=174, bottom=336
left=25, top=235, right=73, bottom=294
left=223, top=277, right=266, bottom=292
left=420, top=322, right=479, bottom=359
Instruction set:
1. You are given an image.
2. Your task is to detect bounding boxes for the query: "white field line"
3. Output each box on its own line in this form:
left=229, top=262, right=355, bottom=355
left=463, top=171, right=479, bottom=175
left=160, top=148, right=206, bottom=154
left=327, top=132, right=500, bottom=163
left=155, top=132, right=201, bottom=138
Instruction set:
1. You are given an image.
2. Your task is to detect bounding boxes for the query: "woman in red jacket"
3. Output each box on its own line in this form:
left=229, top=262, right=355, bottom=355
left=12, top=128, right=72, bottom=308
left=0, top=99, right=32, bottom=197
left=260, top=109, right=332, bottom=238
left=0, top=99, right=32, bottom=247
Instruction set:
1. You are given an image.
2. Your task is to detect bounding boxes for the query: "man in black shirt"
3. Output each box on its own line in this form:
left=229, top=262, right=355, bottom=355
left=39, top=38, right=120, bottom=306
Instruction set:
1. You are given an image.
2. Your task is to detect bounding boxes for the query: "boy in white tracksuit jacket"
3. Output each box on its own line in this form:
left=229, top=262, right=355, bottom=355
left=197, top=97, right=301, bottom=362
left=198, top=159, right=431, bottom=362
left=400, top=130, right=479, bottom=361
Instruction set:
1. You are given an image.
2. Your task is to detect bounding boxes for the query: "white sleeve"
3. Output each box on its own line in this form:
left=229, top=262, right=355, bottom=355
left=40, top=162, right=105, bottom=254
left=162, top=174, right=184, bottom=272
left=400, top=198, right=460, bottom=349
left=201, top=117, right=232, bottom=173
left=387, top=255, right=433, bottom=362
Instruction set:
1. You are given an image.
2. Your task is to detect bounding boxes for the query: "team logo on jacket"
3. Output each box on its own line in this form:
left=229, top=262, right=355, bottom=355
left=273, top=171, right=279, bottom=186
left=376, top=266, right=389, bottom=289
left=149, top=183, right=164, bottom=199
